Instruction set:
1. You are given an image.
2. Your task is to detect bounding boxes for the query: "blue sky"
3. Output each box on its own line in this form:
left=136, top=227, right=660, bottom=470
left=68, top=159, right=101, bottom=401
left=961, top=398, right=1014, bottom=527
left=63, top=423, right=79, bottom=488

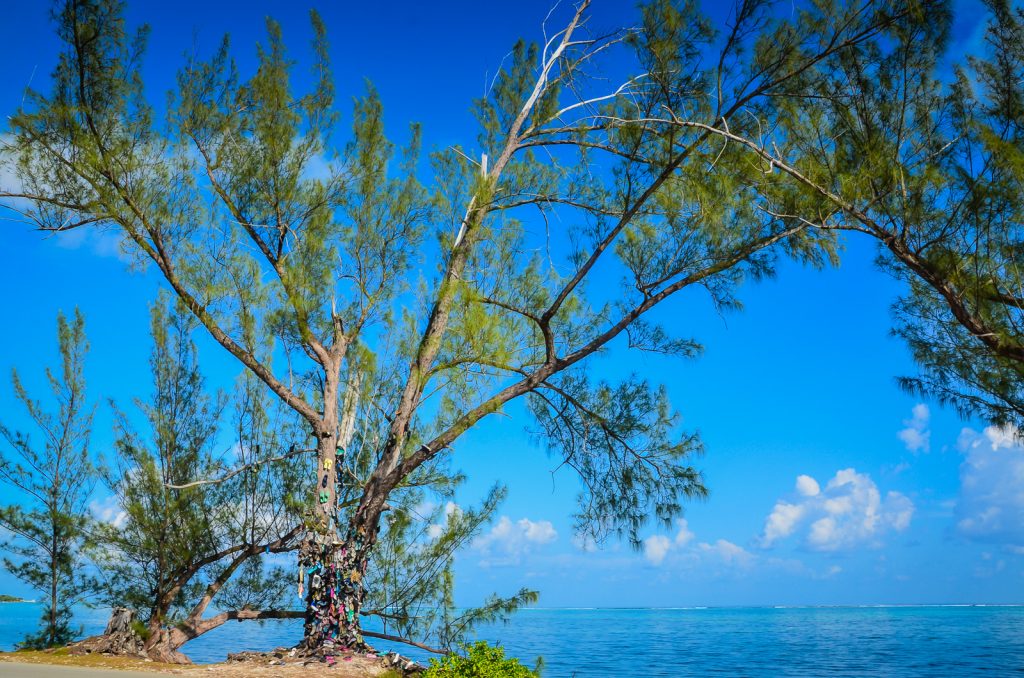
left=0, top=0, right=1021, bottom=610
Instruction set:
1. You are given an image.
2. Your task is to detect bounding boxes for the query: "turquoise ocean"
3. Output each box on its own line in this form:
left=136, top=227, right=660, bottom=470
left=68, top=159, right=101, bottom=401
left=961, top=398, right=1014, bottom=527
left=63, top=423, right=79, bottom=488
left=2, top=603, right=1023, bottom=676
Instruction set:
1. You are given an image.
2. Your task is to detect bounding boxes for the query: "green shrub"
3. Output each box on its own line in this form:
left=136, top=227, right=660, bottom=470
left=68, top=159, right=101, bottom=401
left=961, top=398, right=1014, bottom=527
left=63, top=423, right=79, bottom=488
left=129, top=621, right=150, bottom=642
left=423, top=641, right=541, bottom=677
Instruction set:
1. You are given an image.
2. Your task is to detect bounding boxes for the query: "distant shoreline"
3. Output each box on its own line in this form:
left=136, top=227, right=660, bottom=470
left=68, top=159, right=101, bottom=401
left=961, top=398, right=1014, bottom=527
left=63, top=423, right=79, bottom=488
left=0, top=596, right=32, bottom=603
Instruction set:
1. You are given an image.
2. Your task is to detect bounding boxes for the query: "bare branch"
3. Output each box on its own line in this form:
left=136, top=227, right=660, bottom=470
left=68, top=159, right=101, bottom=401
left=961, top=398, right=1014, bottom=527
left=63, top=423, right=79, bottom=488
left=165, top=446, right=315, bottom=490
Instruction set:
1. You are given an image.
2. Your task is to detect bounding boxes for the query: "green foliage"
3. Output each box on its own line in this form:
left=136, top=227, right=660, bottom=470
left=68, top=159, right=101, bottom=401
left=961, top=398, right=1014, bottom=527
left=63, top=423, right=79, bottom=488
left=365, top=483, right=539, bottom=652
left=0, top=310, right=94, bottom=649
left=90, top=296, right=227, bottom=623
left=529, top=374, right=705, bottom=547
left=888, top=1, right=1024, bottom=429
left=88, top=295, right=306, bottom=638
left=129, top=620, right=151, bottom=641
left=424, top=642, right=541, bottom=678
left=744, top=0, right=1023, bottom=430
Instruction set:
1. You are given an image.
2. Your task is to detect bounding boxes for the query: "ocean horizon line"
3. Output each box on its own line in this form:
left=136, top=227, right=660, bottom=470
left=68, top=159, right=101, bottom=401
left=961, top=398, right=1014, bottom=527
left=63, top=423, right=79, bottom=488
left=5, top=601, right=1022, bottom=611
left=518, top=603, right=1024, bottom=610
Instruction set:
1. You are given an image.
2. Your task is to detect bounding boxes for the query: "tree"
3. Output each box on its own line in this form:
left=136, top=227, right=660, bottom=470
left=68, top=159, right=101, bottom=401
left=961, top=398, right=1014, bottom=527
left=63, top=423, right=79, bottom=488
left=88, top=297, right=307, bottom=662
left=635, top=0, right=1022, bottom=430
left=874, top=1, right=1024, bottom=429
left=1, top=0, right=920, bottom=653
left=0, top=309, right=94, bottom=648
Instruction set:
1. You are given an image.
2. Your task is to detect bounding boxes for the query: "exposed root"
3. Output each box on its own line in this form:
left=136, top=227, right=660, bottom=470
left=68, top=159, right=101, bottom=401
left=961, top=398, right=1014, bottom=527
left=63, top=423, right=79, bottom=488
left=70, top=607, right=148, bottom=659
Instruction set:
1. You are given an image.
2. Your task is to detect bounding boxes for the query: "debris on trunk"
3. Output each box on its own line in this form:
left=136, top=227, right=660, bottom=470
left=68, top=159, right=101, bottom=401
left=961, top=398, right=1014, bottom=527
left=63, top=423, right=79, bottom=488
left=298, top=530, right=371, bottom=653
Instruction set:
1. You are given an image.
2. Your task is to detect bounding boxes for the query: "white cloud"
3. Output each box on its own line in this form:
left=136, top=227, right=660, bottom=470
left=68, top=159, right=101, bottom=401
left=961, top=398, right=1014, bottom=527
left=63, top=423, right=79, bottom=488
left=887, top=460, right=911, bottom=475
left=638, top=520, right=844, bottom=578
left=698, top=539, right=754, bottom=568
left=300, top=150, right=339, bottom=183
left=673, top=518, right=694, bottom=547
left=796, top=475, right=820, bottom=497
left=760, top=475, right=827, bottom=547
left=52, top=226, right=128, bottom=261
left=897, top=403, right=931, bottom=453
left=643, top=534, right=672, bottom=565
left=425, top=501, right=461, bottom=540
left=572, top=533, right=598, bottom=553
left=0, top=137, right=129, bottom=261
left=759, top=469, right=914, bottom=552
left=955, top=425, right=1024, bottom=547
left=90, top=495, right=128, bottom=529
left=641, top=519, right=694, bottom=566
left=521, top=518, right=557, bottom=543
left=473, top=516, right=557, bottom=565
left=0, top=134, right=23, bottom=195
left=414, top=499, right=437, bottom=517
left=761, top=501, right=805, bottom=547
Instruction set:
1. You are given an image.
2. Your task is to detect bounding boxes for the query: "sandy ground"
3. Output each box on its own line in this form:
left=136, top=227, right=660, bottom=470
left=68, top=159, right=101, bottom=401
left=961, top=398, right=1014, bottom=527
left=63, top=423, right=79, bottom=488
left=0, top=664, right=161, bottom=678
left=0, top=651, right=404, bottom=678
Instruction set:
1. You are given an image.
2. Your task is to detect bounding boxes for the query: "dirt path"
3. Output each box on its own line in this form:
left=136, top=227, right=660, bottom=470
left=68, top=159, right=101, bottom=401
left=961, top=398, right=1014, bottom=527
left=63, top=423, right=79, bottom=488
left=0, top=652, right=405, bottom=678
left=0, top=664, right=160, bottom=678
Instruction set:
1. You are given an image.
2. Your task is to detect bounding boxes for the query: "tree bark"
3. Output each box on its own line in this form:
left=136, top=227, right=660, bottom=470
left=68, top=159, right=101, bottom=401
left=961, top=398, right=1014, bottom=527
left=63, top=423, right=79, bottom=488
left=71, top=608, right=147, bottom=659
left=143, top=628, right=192, bottom=665
left=49, top=546, right=57, bottom=648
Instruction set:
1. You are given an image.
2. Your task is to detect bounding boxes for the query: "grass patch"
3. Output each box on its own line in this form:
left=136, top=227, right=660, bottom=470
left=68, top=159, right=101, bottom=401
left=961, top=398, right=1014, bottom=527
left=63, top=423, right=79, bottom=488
left=0, top=649, right=175, bottom=671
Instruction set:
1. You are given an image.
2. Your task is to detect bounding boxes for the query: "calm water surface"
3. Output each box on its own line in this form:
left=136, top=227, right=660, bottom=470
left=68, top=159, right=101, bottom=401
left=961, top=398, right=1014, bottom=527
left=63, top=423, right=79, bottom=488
left=1, top=604, right=1022, bottom=676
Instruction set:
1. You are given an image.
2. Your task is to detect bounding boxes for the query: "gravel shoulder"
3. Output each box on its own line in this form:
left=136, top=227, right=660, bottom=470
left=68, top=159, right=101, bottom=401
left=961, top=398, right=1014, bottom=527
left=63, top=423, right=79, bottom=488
left=0, top=650, right=402, bottom=678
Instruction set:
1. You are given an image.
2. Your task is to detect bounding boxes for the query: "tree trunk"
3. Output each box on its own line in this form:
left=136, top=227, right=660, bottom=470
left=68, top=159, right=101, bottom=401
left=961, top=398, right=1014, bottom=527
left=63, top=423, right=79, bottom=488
left=50, top=536, right=58, bottom=648
left=144, top=628, right=191, bottom=664
left=72, top=608, right=187, bottom=663
left=71, top=608, right=148, bottom=659
left=297, top=366, right=370, bottom=655
left=298, top=530, right=371, bottom=654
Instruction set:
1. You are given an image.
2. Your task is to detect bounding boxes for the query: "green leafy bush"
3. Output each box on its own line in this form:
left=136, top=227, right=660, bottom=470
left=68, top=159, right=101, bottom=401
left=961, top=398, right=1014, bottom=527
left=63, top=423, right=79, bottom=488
left=424, top=641, right=541, bottom=677
left=130, top=621, right=151, bottom=642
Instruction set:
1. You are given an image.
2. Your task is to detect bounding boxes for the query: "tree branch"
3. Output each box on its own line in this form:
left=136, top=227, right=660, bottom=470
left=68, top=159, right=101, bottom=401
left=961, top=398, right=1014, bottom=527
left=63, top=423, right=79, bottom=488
left=361, top=629, right=447, bottom=656
left=165, top=446, right=315, bottom=490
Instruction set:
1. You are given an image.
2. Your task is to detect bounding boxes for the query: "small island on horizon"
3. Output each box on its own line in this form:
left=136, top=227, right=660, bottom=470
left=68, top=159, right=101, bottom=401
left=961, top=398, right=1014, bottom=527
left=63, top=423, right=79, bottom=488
left=0, top=595, right=30, bottom=603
